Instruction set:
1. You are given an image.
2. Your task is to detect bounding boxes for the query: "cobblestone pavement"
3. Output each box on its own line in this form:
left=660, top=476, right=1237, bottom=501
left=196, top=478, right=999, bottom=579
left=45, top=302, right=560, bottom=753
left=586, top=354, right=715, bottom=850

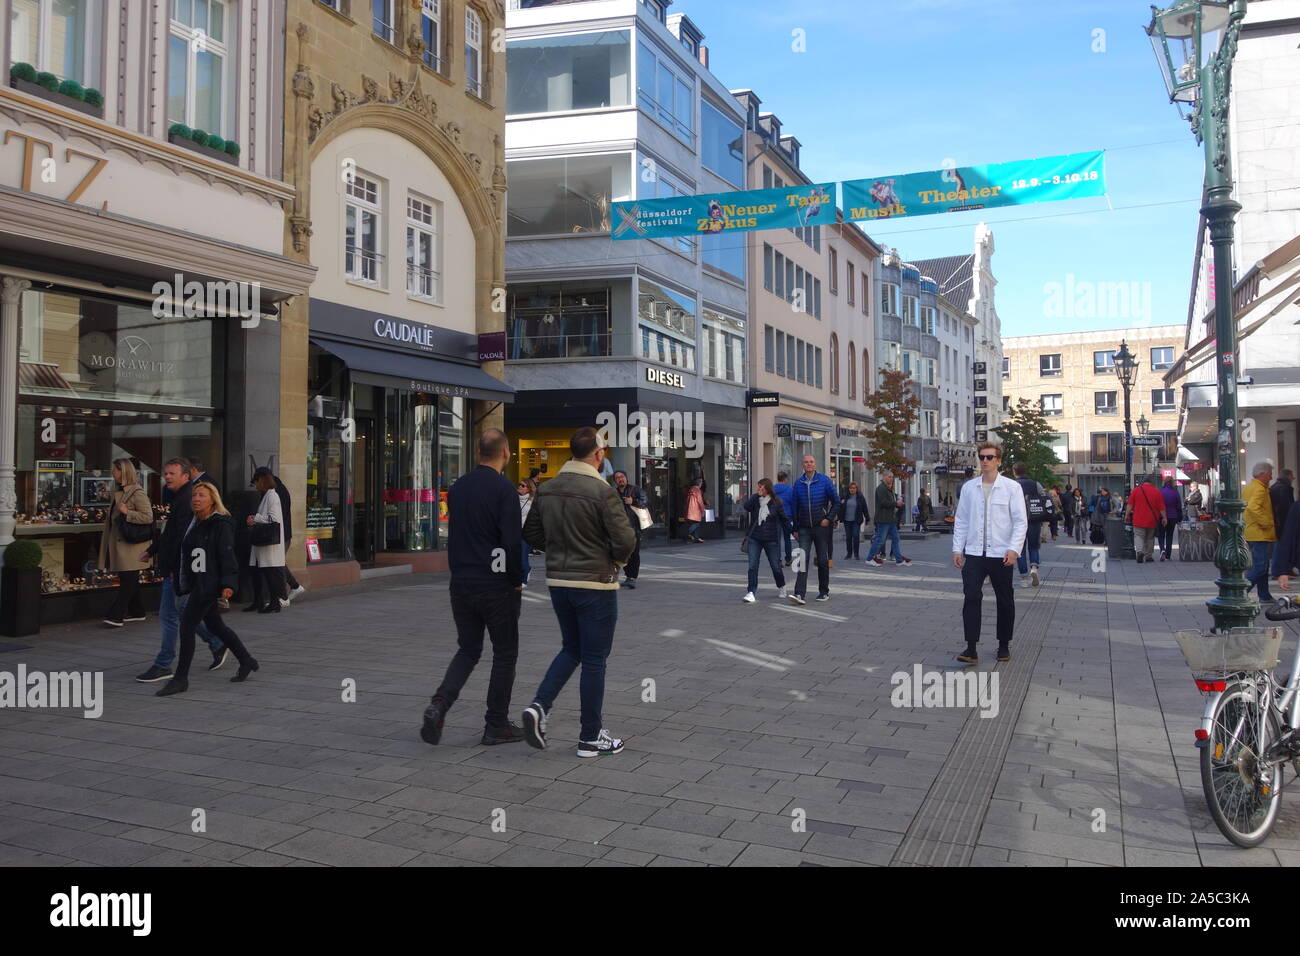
left=2, top=532, right=1298, bottom=867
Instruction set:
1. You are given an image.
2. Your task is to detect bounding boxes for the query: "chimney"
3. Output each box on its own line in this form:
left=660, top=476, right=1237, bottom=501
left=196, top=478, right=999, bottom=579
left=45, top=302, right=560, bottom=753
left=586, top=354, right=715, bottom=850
left=699, top=45, right=709, bottom=68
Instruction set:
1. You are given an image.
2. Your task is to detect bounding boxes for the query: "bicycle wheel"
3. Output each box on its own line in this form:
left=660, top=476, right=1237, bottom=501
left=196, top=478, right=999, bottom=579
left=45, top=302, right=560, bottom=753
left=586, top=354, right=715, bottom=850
left=1200, top=678, right=1284, bottom=847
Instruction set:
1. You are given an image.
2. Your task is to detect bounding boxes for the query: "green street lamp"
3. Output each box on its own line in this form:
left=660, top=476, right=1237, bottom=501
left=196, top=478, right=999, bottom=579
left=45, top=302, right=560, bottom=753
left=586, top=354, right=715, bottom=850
left=1146, top=0, right=1254, bottom=631
left=1115, top=340, right=1139, bottom=559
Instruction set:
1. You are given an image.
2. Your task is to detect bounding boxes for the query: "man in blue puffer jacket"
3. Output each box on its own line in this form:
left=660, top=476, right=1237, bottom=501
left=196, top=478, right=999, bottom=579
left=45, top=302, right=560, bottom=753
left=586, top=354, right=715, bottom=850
left=773, top=470, right=796, bottom=565
left=789, top=454, right=839, bottom=605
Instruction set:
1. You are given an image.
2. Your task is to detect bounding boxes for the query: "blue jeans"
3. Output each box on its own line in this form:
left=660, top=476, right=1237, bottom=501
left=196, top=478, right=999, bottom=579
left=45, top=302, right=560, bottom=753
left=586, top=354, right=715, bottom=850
left=155, top=576, right=224, bottom=670
left=1017, top=523, right=1043, bottom=575
left=867, top=523, right=905, bottom=563
left=843, top=521, right=862, bottom=559
left=746, top=537, right=785, bottom=593
left=521, top=540, right=531, bottom=581
left=1248, top=541, right=1274, bottom=601
left=534, top=588, right=618, bottom=742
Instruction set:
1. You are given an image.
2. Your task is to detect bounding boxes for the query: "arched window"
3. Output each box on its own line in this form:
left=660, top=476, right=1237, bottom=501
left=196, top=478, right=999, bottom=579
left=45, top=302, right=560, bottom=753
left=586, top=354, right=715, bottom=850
left=847, top=341, right=856, bottom=400
left=829, top=334, right=839, bottom=394
left=862, top=349, right=871, bottom=405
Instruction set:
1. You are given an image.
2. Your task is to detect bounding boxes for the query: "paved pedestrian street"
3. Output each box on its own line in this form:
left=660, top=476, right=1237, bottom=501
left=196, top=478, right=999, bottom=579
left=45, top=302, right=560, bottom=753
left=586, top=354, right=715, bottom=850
left=3, top=534, right=1298, bottom=868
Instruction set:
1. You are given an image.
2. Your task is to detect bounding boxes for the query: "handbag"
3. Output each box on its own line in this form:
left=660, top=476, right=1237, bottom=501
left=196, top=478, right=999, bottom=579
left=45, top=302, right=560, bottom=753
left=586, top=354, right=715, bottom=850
left=704, top=508, right=716, bottom=523
left=631, top=506, right=652, bottom=531
left=116, top=513, right=155, bottom=544
left=250, top=520, right=281, bottom=547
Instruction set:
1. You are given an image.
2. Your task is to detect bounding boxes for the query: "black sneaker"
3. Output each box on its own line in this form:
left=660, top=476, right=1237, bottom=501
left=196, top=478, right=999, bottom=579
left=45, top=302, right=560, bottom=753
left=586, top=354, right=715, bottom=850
left=522, top=702, right=548, bottom=750
left=815, top=593, right=830, bottom=602
left=135, top=665, right=173, bottom=683
left=103, top=617, right=124, bottom=628
left=956, top=648, right=979, bottom=664
left=155, top=678, right=188, bottom=697
left=482, top=722, right=525, bottom=746
left=421, top=697, right=449, bottom=746
left=123, top=614, right=146, bottom=623
left=208, top=648, right=230, bottom=671
left=576, top=729, right=625, bottom=758
left=625, top=579, right=636, bottom=589
left=996, top=644, right=1011, bottom=662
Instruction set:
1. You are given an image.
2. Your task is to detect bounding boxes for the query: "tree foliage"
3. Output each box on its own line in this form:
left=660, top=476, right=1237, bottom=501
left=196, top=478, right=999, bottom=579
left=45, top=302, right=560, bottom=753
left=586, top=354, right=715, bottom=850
left=996, top=397, right=1059, bottom=487
left=864, top=367, right=922, bottom=479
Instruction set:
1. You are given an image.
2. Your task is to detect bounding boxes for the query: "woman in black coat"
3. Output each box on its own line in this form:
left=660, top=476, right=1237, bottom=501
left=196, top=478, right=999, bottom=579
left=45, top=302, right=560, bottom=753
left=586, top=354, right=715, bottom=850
left=835, top=483, right=870, bottom=560
left=741, top=478, right=793, bottom=602
left=157, top=482, right=259, bottom=697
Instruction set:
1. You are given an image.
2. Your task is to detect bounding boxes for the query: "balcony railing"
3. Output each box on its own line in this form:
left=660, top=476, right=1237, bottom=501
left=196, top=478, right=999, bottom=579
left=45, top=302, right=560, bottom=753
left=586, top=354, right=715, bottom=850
left=345, top=245, right=383, bottom=283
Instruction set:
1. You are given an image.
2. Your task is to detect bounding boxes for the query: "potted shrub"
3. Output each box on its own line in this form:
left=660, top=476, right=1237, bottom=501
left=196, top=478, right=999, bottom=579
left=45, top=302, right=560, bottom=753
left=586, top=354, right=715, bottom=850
left=0, top=540, right=43, bottom=637
left=9, top=62, right=104, bottom=117
left=166, top=122, right=239, bottom=165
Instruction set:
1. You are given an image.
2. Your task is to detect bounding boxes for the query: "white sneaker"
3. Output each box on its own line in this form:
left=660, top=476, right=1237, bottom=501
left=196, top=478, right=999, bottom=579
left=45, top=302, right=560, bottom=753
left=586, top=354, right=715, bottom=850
left=279, top=598, right=291, bottom=608
left=777, top=588, right=787, bottom=600
left=288, top=585, right=306, bottom=602
left=743, top=592, right=756, bottom=603
left=577, top=729, right=624, bottom=758
left=1020, top=575, right=1030, bottom=588
left=1030, top=566, right=1040, bottom=587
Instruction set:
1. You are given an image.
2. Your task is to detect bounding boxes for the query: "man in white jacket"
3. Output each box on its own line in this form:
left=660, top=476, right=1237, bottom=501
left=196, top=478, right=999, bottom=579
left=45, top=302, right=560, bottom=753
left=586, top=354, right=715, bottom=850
left=951, top=441, right=1028, bottom=664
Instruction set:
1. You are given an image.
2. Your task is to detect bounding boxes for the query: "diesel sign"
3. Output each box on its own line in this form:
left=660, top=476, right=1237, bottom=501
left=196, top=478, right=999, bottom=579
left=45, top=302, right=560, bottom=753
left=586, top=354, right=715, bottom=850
left=646, top=367, right=686, bottom=389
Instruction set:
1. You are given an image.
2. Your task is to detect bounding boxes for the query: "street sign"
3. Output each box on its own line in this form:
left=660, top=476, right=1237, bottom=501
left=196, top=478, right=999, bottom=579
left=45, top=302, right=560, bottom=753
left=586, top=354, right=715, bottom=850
left=1130, top=435, right=1162, bottom=447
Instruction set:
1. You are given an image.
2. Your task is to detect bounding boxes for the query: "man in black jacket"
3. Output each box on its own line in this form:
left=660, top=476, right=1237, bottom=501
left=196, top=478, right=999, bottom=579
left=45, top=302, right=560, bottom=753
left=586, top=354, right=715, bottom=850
left=1272, top=470, right=1295, bottom=546
left=613, top=470, right=646, bottom=589
left=422, top=428, right=525, bottom=747
left=134, top=459, right=227, bottom=682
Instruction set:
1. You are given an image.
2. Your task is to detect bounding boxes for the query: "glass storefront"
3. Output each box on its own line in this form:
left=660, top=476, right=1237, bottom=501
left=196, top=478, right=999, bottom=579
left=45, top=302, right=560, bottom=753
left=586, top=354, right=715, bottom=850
left=304, top=341, right=468, bottom=564
left=777, top=426, right=828, bottom=481
left=15, top=288, right=224, bottom=593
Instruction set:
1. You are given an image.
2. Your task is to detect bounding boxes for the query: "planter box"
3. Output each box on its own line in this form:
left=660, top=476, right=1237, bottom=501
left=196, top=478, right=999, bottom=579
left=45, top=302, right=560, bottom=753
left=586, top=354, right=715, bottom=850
left=167, top=131, right=237, bottom=165
left=0, top=568, right=42, bottom=637
left=11, top=77, right=103, bottom=118
left=38, top=581, right=164, bottom=626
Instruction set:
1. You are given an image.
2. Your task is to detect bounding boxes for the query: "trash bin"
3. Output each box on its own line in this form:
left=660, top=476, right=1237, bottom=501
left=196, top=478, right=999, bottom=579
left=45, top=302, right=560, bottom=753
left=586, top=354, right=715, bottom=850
left=1105, top=515, right=1126, bottom=558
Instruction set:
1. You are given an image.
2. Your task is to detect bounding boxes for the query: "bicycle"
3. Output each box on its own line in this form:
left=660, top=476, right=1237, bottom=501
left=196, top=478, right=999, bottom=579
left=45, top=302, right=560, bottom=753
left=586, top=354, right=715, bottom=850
left=1179, top=596, right=1300, bottom=847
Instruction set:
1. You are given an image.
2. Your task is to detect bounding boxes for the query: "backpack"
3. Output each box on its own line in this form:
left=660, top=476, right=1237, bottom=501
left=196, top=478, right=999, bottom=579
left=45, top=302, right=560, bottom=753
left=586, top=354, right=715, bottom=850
left=1090, top=524, right=1105, bottom=545
left=1019, top=477, right=1054, bottom=521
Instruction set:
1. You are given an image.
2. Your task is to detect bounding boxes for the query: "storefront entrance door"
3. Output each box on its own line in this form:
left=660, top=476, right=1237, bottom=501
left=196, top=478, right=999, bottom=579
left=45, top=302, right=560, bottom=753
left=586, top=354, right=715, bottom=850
left=353, top=413, right=378, bottom=564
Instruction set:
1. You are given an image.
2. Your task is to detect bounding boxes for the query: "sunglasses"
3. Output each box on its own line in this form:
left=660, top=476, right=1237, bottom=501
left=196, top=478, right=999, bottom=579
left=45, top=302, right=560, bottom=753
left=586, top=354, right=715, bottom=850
left=978, top=454, right=999, bottom=461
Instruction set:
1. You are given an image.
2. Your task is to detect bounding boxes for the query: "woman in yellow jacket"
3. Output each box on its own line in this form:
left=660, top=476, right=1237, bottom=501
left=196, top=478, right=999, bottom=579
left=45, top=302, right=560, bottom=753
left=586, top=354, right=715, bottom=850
left=98, top=458, right=154, bottom=627
left=1244, top=460, right=1277, bottom=603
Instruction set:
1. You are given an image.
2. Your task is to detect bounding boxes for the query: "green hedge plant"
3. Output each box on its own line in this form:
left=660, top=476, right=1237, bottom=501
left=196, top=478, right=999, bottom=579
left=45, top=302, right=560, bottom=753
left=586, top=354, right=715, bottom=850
left=3, top=540, right=43, bottom=572
left=35, top=71, right=59, bottom=91
left=223, top=140, right=240, bottom=157
left=84, top=88, right=104, bottom=108
left=57, top=79, right=85, bottom=101
left=10, top=62, right=37, bottom=82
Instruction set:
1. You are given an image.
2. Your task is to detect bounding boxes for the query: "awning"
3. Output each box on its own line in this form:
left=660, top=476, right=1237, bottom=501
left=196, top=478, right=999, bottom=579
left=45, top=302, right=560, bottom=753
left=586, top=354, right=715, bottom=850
left=1165, top=233, right=1300, bottom=385
left=311, top=336, right=514, bottom=403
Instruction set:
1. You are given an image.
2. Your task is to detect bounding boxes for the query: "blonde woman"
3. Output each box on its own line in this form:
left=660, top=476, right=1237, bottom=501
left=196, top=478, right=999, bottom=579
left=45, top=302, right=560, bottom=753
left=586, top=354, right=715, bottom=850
left=157, top=482, right=258, bottom=697
left=247, top=471, right=287, bottom=613
left=99, top=458, right=153, bottom=627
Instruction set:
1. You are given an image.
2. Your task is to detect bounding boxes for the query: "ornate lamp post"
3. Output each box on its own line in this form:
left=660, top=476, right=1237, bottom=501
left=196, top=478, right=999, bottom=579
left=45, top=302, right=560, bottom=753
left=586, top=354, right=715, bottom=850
left=1114, top=339, right=1139, bottom=559
left=1147, top=0, right=1254, bottom=631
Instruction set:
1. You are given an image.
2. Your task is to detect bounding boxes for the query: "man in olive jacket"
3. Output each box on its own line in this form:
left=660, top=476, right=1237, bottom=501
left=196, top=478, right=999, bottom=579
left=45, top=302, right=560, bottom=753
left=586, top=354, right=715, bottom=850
left=521, top=427, right=636, bottom=758
left=867, top=471, right=911, bottom=566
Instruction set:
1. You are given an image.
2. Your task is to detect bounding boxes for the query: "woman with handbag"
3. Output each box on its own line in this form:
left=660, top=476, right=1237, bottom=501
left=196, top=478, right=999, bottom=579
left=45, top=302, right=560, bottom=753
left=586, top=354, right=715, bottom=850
left=99, top=458, right=154, bottom=628
left=518, top=478, right=536, bottom=587
left=741, top=478, right=792, bottom=602
left=246, top=472, right=287, bottom=613
left=156, top=481, right=258, bottom=697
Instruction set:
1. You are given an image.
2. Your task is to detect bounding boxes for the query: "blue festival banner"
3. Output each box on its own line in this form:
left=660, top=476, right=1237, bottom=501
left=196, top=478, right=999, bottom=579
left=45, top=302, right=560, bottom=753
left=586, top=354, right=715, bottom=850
left=611, top=183, right=836, bottom=241
left=842, top=150, right=1105, bottom=222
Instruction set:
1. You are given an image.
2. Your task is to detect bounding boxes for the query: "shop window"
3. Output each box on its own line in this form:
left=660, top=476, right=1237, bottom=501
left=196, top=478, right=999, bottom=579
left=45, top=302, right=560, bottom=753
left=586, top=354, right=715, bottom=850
left=11, top=0, right=100, bottom=86
left=168, top=0, right=230, bottom=137
left=306, top=344, right=351, bottom=562
left=507, top=154, right=632, bottom=236
left=406, top=194, right=441, bottom=302
left=508, top=286, right=612, bottom=359
left=346, top=173, right=383, bottom=284
left=507, top=30, right=630, bottom=114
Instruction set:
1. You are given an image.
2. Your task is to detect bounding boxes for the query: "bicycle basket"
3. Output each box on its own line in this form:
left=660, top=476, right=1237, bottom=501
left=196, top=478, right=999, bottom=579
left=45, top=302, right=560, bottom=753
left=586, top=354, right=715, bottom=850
left=1174, top=627, right=1282, bottom=678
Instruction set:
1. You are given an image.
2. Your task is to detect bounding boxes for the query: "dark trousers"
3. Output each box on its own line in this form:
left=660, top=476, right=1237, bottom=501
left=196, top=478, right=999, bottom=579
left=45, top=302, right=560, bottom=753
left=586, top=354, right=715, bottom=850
left=624, top=536, right=641, bottom=580
left=1048, top=518, right=1059, bottom=538
left=1063, top=513, right=1075, bottom=536
left=105, top=569, right=144, bottom=620
left=252, top=566, right=287, bottom=607
left=747, top=537, right=785, bottom=593
left=1158, top=521, right=1176, bottom=557
left=843, top=521, right=862, bottom=559
left=175, top=593, right=252, bottom=681
left=783, top=527, right=793, bottom=563
left=1248, top=542, right=1274, bottom=602
left=794, top=523, right=831, bottom=597
left=534, top=587, right=617, bottom=742
left=961, top=555, right=1015, bottom=646
left=435, top=586, right=521, bottom=727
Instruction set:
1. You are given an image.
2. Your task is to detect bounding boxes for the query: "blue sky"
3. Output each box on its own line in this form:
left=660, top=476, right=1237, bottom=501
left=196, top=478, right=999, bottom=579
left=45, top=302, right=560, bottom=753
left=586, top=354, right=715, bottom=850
left=697, top=0, right=1205, bottom=337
